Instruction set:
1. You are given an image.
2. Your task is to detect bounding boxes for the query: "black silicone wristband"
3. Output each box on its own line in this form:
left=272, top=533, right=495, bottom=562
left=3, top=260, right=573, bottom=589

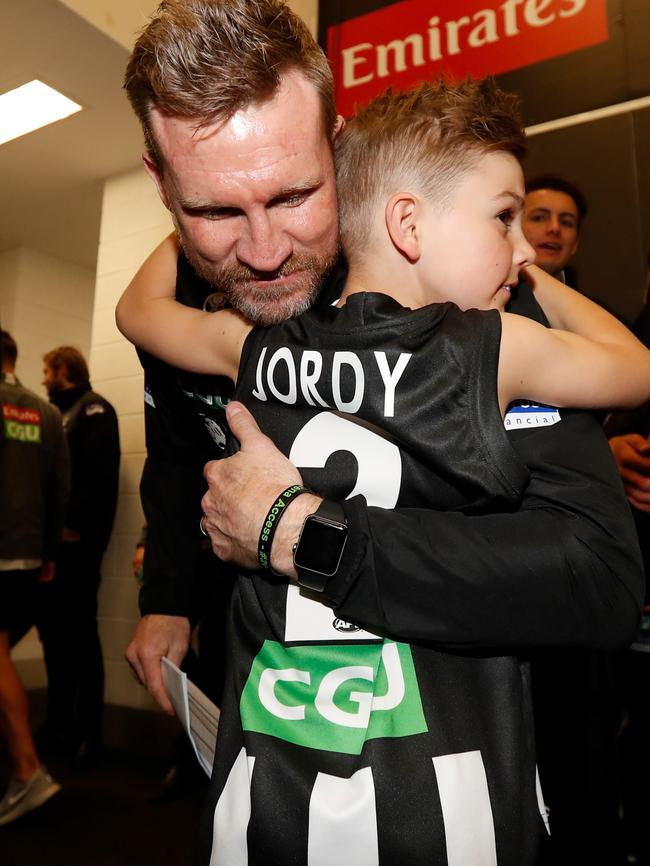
left=258, top=484, right=309, bottom=572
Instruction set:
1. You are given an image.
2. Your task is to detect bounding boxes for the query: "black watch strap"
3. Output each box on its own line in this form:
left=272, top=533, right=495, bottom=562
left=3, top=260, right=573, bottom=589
left=293, top=499, right=348, bottom=593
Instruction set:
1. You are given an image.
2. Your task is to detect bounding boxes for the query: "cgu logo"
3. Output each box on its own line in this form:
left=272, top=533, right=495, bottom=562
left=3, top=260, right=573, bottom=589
left=4, top=420, right=41, bottom=443
left=240, top=640, right=428, bottom=755
left=259, top=641, right=405, bottom=728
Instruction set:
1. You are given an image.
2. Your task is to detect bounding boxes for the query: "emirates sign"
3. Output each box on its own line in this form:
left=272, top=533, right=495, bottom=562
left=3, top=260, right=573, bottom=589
left=327, top=0, right=609, bottom=116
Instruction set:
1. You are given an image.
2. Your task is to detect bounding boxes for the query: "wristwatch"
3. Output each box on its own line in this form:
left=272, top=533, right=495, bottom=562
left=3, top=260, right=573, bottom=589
left=293, top=499, right=348, bottom=592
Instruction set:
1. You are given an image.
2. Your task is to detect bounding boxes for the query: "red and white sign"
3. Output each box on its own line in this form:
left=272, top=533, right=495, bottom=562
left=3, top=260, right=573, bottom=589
left=327, top=0, right=609, bottom=117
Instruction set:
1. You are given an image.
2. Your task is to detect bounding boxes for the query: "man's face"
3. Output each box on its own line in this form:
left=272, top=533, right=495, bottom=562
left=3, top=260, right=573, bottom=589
left=42, top=363, right=65, bottom=397
left=522, top=188, right=580, bottom=276
left=417, top=152, right=535, bottom=312
left=145, top=69, right=341, bottom=325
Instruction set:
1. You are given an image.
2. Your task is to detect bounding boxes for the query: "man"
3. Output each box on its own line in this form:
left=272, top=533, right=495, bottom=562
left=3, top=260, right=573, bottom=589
left=0, top=331, right=67, bottom=825
left=606, top=270, right=650, bottom=863
left=521, top=175, right=616, bottom=861
left=522, top=174, right=587, bottom=285
left=123, top=1, right=642, bottom=863
left=37, top=346, right=120, bottom=767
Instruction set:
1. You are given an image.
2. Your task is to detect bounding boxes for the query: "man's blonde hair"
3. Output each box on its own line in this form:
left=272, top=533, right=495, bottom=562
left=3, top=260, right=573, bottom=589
left=335, top=77, right=526, bottom=259
left=124, top=0, right=336, bottom=170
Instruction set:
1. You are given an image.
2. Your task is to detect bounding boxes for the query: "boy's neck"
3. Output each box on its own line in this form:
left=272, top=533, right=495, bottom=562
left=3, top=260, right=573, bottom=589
left=339, top=260, right=430, bottom=310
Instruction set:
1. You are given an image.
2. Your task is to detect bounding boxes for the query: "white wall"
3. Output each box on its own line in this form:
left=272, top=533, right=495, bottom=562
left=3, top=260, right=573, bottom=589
left=4, top=246, right=96, bottom=684
left=0, top=246, right=94, bottom=394
left=91, top=167, right=172, bottom=710
left=9, top=0, right=319, bottom=707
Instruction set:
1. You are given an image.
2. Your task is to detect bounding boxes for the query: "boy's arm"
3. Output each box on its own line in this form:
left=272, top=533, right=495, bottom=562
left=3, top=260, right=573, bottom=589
left=115, top=233, right=249, bottom=379
left=498, top=265, right=650, bottom=411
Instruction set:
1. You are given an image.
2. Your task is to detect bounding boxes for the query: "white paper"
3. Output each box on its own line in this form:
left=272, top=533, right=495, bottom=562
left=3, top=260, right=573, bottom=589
left=161, top=656, right=220, bottom=777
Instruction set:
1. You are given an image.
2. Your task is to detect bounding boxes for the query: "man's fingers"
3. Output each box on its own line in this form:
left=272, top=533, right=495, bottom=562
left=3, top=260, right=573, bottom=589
left=125, top=641, right=146, bottom=685
left=226, top=400, right=264, bottom=447
left=132, top=649, right=174, bottom=715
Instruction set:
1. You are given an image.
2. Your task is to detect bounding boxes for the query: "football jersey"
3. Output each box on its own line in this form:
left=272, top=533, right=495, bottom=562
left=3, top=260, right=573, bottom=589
left=201, top=294, right=545, bottom=866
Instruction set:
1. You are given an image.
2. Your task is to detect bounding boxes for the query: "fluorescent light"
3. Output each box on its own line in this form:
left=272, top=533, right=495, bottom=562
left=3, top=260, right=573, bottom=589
left=526, top=95, right=650, bottom=137
left=0, top=80, right=82, bottom=146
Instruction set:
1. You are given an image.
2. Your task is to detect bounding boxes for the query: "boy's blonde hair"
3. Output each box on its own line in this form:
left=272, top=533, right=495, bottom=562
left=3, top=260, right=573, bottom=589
left=124, top=0, right=336, bottom=171
left=335, top=77, right=526, bottom=258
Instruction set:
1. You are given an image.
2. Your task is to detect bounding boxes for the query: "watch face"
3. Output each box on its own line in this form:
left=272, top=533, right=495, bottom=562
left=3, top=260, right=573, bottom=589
left=293, top=516, right=347, bottom=576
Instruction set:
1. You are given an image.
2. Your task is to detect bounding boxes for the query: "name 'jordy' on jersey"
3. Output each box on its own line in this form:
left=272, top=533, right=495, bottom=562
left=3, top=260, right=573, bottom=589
left=251, top=346, right=412, bottom=419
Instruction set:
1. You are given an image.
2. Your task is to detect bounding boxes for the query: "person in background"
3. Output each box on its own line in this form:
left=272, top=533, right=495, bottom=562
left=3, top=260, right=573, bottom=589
left=37, top=346, right=120, bottom=769
left=523, top=173, right=587, bottom=287
left=522, top=175, right=627, bottom=864
left=0, top=330, right=68, bottom=825
left=606, top=259, right=650, bottom=864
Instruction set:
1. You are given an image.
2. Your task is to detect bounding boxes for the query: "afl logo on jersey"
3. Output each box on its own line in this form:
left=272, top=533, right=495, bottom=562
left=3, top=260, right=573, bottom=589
left=333, top=618, right=360, bottom=633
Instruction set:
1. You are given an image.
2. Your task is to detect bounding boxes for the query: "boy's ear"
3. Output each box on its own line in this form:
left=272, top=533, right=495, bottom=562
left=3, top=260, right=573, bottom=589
left=332, top=114, right=346, bottom=142
left=142, top=152, right=170, bottom=211
left=385, top=192, right=421, bottom=262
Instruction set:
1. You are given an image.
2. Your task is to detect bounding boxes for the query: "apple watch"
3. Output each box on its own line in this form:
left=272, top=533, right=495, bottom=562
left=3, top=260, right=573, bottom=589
left=293, top=499, right=348, bottom=592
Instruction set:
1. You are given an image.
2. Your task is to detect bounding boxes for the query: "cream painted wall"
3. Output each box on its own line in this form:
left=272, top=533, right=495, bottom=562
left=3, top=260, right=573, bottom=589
left=90, top=167, right=173, bottom=711
left=17, top=0, right=320, bottom=712
left=9, top=171, right=172, bottom=710
left=0, top=246, right=94, bottom=394
left=2, top=246, right=95, bottom=685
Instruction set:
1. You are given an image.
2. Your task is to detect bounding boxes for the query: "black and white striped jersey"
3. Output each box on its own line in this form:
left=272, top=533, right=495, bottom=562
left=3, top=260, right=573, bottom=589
left=200, top=293, right=547, bottom=866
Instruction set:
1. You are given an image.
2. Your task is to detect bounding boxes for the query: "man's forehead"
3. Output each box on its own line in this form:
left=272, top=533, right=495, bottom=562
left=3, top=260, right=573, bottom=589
left=151, top=68, right=327, bottom=159
left=525, top=188, right=578, bottom=216
left=152, top=111, right=330, bottom=200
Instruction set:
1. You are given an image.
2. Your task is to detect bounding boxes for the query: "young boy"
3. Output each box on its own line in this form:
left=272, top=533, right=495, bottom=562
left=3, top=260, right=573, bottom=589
left=118, top=78, right=649, bottom=459
left=117, top=77, right=649, bottom=864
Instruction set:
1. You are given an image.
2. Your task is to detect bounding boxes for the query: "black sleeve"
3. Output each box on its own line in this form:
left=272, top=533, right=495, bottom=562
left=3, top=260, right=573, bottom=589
left=138, top=352, right=216, bottom=620
left=136, top=252, right=237, bottom=622
left=68, top=398, right=120, bottom=550
left=319, top=282, right=645, bottom=651
left=43, top=410, right=70, bottom=560
left=323, top=409, right=643, bottom=651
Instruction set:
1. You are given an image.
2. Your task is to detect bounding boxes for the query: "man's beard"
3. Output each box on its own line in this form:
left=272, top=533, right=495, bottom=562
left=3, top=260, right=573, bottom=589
left=178, top=232, right=338, bottom=326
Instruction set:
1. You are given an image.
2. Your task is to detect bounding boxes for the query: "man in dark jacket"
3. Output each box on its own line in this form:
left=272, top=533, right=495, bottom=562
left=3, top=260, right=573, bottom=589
left=0, top=330, right=68, bottom=824
left=123, top=2, right=643, bottom=862
left=37, top=345, right=120, bottom=767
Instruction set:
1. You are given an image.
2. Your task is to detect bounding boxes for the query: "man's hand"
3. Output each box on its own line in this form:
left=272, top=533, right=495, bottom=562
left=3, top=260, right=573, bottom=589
left=125, top=614, right=191, bottom=714
left=609, top=433, right=650, bottom=513
left=202, top=402, right=320, bottom=574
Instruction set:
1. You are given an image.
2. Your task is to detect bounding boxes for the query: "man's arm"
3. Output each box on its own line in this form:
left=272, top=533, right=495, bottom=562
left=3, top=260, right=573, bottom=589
left=203, top=401, right=643, bottom=651
left=66, top=397, right=120, bottom=551
left=43, top=407, right=70, bottom=561
left=125, top=353, right=214, bottom=714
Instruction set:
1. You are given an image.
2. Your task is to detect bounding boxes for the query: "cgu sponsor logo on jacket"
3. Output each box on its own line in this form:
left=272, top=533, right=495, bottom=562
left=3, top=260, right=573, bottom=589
left=2, top=403, right=41, bottom=443
left=328, top=0, right=608, bottom=116
left=240, top=640, right=427, bottom=755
